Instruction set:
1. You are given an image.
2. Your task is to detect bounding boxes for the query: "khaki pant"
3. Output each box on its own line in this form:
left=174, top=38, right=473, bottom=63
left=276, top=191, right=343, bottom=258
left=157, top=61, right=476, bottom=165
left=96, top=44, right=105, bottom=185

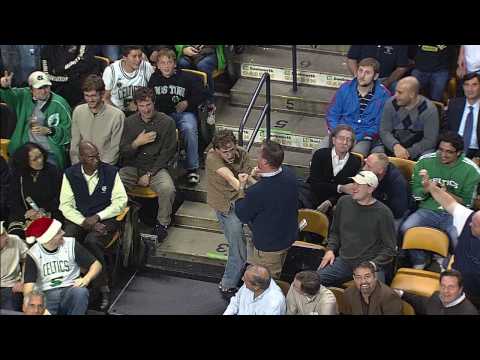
left=247, top=238, right=289, bottom=280
left=119, top=167, right=175, bottom=226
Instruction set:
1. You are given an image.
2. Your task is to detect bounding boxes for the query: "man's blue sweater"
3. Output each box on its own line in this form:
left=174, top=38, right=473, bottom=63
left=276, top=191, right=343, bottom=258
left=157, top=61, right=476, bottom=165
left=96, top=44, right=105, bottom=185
left=235, top=167, right=298, bottom=252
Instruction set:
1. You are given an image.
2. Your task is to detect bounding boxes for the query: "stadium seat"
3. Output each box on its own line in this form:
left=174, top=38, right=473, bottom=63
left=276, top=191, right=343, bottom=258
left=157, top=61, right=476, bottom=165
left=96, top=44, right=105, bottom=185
left=182, top=68, right=207, bottom=86
left=275, top=280, right=291, bottom=297
left=0, top=138, right=10, bottom=160
left=328, top=287, right=346, bottom=314
left=388, top=157, right=416, bottom=181
left=104, top=206, right=130, bottom=286
left=351, top=152, right=364, bottom=164
left=298, top=208, right=329, bottom=240
left=390, top=226, right=449, bottom=297
left=401, top=300, right=415, bottom=315
left=126, top=186, right=158, bottom=199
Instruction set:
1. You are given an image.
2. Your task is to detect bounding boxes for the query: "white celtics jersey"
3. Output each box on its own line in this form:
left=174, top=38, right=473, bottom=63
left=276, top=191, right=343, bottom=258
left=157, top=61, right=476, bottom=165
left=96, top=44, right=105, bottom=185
left=103, top=59, right=154, bottom=111
left=27, top=237, right=80, bottom=291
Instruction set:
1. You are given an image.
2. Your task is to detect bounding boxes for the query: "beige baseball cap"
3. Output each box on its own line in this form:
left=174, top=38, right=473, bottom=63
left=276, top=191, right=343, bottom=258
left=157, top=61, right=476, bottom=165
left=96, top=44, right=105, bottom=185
left=350, top=170, right=379, bottom=188
left=28, top=71, right=52, bottom=89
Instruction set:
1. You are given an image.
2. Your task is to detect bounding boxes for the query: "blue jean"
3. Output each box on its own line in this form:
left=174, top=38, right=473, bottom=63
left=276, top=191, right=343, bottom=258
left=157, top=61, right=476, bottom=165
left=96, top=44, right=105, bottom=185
left=44, top=286, right=89, bottom=315
left=101, top=45, right=121, bottom=61
left=0, top=287, right=22, bottom=311
left=177, top=54, right=217, bottom=103
left=216, top=208, right=247, bottom=288
left=0, top=45, right=43, bottom=86
left=400, top=208, right=456, bottom=266
left=411, top=68, right=449, bottom=102
left=317, top=256, right=386, bottom=287
left=169, top=112, right=199, bottom=170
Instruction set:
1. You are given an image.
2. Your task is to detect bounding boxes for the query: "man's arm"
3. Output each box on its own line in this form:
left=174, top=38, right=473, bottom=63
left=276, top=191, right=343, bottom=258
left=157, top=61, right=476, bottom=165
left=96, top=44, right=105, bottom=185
left=371, top=208, right=396, bottom=266
left=22, top=255, right=38, bottom=296
left=96, top=173, right=128, bottom=221
left=102, top=65, right=114, bottom=106
left=119, top=119, right=138, bottom=160
left=285, top=286, right=298, bottom=315
left=383, top=67, right=408, bottom=89
left=73, top=242, right=102, bottom=287
left=223, top=288, right=241, bottom=315
left=234, top=185, right=262, bottom=225
left=69, top=110, right=81, bottom=165
left=150, top=119, right=177, bottom=175
left=422, top=177, right=458, bottom=215
left=379, top=101, right=400, bottom=152
left=381, top=290, right=403, bottom=315
left=216, top=167, right=241, bottom=191
left=397, top=290, right=429, bottom=315
left=59, top=174, right=86, bottom=225
left=102, top=111, right=125, bottom=165
left=325, top=86, right=345, bottom=133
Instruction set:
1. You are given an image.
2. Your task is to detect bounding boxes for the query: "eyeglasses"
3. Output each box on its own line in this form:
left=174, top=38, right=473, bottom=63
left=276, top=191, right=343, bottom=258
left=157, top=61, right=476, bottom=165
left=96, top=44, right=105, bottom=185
left=353, top=273, right=374, bottom=281
left=335, top=135, right=353, bottom=143
left=437, top=147, right=457, bottom=155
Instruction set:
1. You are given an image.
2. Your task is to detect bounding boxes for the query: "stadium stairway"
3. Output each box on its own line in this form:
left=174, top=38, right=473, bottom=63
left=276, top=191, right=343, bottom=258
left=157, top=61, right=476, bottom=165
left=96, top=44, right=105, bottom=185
left=143, top=45, right=351, bottom=282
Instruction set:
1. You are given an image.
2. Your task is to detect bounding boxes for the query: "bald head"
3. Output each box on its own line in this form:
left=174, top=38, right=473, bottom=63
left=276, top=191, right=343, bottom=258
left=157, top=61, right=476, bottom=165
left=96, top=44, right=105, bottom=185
left=398, top=76, right=420, bottom=94
left=245, top=265, right=271, bottom=291
left=395, top=76, right=420, bottom=107
left=78, top=141, right=100, bottom=174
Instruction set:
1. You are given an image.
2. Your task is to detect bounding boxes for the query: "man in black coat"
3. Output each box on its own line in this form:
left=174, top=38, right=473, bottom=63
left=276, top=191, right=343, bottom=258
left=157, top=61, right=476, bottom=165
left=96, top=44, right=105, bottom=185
left=299, top=125, right=362, bottom=214
left=446, top=72, right=480, bottom=160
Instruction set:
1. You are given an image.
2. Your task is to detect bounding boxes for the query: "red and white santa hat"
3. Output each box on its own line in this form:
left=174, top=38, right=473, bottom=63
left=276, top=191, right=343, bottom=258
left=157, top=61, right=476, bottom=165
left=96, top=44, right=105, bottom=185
left=25, top=218, right=62, bottom=245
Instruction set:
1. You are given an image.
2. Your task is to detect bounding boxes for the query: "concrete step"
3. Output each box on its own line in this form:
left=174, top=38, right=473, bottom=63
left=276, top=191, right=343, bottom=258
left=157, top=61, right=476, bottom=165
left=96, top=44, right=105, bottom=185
left=267, top=45, right=350, bottom=56
left=230, top=77, right=335, bottom=117
left=151, top=226, right=228, bottom=267
left=175, top=201, right=222, bottom=233
left=232, top=46, right=352, bottom=89
left=216, top=99, right=328, bottom=152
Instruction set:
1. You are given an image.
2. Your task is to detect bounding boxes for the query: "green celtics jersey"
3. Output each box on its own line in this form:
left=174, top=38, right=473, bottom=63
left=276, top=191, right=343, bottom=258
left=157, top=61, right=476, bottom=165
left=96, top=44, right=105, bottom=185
left=412, top=152, right=480, bottom=211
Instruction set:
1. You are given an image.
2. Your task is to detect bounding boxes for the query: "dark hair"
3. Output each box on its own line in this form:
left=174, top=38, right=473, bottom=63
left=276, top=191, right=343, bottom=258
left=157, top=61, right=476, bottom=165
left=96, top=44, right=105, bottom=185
left=121, top=45, right=143, bottom=58
left=157, top=48, right=176, bottom=62
left=440, top=270, right=463, bottom=288
left=354, top=261, right=376, bottom=275
left=358, top=57, right=380, bottom=74
left=260, top=140, right=284, bottom=168
left=11, top=142, right=48, bottom=175
left=212, top=129, right=237, bottom=149
left=82, top=74, right=105, bottom=93
left=438, top=131, right=464, bottom=152
left=133, top=87, right=155, bottom=104
left=329, top=124, right=356, bottom=149
left=295, top=271, right=321, bottom=296
left=462, top=72, right=480, bottom=83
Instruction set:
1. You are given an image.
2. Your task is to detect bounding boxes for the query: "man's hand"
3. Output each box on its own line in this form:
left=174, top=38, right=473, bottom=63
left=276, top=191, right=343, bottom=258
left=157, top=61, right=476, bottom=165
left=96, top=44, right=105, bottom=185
left=319, top=250, right=335, bottom=269
left=393, top=144, right=410, bottom=159
left=73, top=277, right=90, bottom=288
left=183, top=46, right=200, bottom=57
left=0, top=70, right=13, bottom=88
left=238, top=173, right=249, bottom=187
left=82, top=215, right=100, bottom=230
left=175, top=100, right=188, bottom=113
left=25, top=209, right=43, bottom=220
left=31, top=125, right=50, bottom=136
left=316, top=200, right=332, bottom=213
left=133, top=130, right=157, bottom=148
left=12, top=281, right=24, bottom=293
left=250, top=166, right=260, bottom=179
left=137, top=174, right=151, bottom=187
left=93, top=222, right=108, bottom=236
left=339, top=183, right=355, bottom=195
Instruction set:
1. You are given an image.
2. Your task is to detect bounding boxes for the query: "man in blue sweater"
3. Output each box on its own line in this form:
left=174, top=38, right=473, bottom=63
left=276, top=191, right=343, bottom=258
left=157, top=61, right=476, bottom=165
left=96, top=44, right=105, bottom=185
left=325, top=57, right=391, bottom=157
left=235, top=140, right=298, bottom=279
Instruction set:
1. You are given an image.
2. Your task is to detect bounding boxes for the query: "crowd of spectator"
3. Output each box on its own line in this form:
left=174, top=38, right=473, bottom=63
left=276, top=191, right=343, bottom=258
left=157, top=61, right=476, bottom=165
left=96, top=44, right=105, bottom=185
left=1, top=44, right=479, bottom=315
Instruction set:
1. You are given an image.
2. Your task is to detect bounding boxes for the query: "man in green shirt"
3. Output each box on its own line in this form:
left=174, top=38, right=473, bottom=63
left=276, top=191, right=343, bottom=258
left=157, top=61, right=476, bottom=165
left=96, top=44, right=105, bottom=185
left=400, top=131, right=480, bottom=270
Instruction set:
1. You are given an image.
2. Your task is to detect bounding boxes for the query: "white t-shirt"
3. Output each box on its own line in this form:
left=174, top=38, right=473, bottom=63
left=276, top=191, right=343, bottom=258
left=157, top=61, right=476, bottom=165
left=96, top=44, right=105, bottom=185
left=464, top=45, right=480, bottom=73
left=452, top=203, right=474, bottom=235
left=102, top=59, right=154, bottom=111
left=1, top=235, right=28, bottom=287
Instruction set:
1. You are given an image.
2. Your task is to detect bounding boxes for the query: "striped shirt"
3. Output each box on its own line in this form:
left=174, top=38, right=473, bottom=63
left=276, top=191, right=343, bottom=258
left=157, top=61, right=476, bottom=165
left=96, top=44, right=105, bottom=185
left=357, top=85, right=376, bottom=117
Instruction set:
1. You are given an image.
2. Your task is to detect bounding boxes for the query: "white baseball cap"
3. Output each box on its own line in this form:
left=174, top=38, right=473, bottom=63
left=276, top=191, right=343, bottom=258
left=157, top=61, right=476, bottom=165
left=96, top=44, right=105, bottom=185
left=28, top=71, right=52, bottom=89
left=350, top=170, right=379, bottom=188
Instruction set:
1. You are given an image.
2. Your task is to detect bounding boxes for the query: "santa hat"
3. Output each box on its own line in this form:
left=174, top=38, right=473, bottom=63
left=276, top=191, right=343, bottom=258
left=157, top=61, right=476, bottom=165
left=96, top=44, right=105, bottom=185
left=25, top=218, right=62, bottom=245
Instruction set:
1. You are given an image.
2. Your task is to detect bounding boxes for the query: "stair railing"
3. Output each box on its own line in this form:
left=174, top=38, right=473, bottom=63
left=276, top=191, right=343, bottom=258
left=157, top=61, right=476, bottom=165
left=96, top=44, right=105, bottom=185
left=292, top=45, right=298, bottom=92
left=238, top=72, right=271, bottom=153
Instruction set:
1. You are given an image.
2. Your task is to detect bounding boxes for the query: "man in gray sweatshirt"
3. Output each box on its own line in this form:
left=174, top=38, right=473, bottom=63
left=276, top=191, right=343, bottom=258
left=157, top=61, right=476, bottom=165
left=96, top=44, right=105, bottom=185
left=317, top=171, right=396, bottom=287
left=380, top=76, right=439, bottom=160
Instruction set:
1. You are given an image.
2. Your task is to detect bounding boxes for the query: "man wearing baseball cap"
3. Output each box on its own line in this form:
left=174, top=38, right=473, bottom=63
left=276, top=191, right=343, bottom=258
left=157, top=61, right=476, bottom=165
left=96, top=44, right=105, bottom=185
left=317, top=170, right=397, bottom=287
left=22, top=217, right=102, bottom=315
left=0, top=70, right=71, bottom=169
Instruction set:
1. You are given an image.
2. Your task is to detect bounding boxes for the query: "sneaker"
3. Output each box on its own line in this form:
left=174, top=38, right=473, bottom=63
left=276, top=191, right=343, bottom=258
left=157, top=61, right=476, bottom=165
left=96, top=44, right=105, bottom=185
left=153, top=224, right=168, bottom=243
left=206, top=105, right=216, bottom=125
left=186, top=171, right=200, bottom=185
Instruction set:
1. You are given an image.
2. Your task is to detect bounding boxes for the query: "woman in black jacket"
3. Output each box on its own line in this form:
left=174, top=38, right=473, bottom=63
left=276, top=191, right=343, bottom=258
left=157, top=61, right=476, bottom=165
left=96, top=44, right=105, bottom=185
left=7, top=142, right=63, bottom=239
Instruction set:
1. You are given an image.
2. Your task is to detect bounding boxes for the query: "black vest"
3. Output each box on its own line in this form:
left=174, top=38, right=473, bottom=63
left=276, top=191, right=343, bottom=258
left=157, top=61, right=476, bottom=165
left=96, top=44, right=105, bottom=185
left=65, top=163, right=117, bottom=218
left=454, top=212, right=480, bottom=297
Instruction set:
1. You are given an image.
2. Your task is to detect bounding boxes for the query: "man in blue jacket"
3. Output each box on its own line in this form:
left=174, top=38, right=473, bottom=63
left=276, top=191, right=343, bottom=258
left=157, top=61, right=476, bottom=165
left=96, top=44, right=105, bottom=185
left=326, top=57, right=391, bottom=157
left=235, top=140, right=298, bottom=279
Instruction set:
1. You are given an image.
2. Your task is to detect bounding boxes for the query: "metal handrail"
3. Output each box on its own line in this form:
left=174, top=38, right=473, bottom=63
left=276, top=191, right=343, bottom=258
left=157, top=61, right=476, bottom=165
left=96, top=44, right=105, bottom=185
left=292, top=45, right=298, bottom=92
left=238, top=72, right=271, bottom=152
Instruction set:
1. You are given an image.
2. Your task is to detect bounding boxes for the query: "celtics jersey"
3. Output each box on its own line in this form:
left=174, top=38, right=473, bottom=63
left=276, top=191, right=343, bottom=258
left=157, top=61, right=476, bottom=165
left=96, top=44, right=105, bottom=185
left=27, top=237, right=80, bottom=291
left=103, top=59, right=154, bottom=111
left=412, top=152, right=480, bottom=211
